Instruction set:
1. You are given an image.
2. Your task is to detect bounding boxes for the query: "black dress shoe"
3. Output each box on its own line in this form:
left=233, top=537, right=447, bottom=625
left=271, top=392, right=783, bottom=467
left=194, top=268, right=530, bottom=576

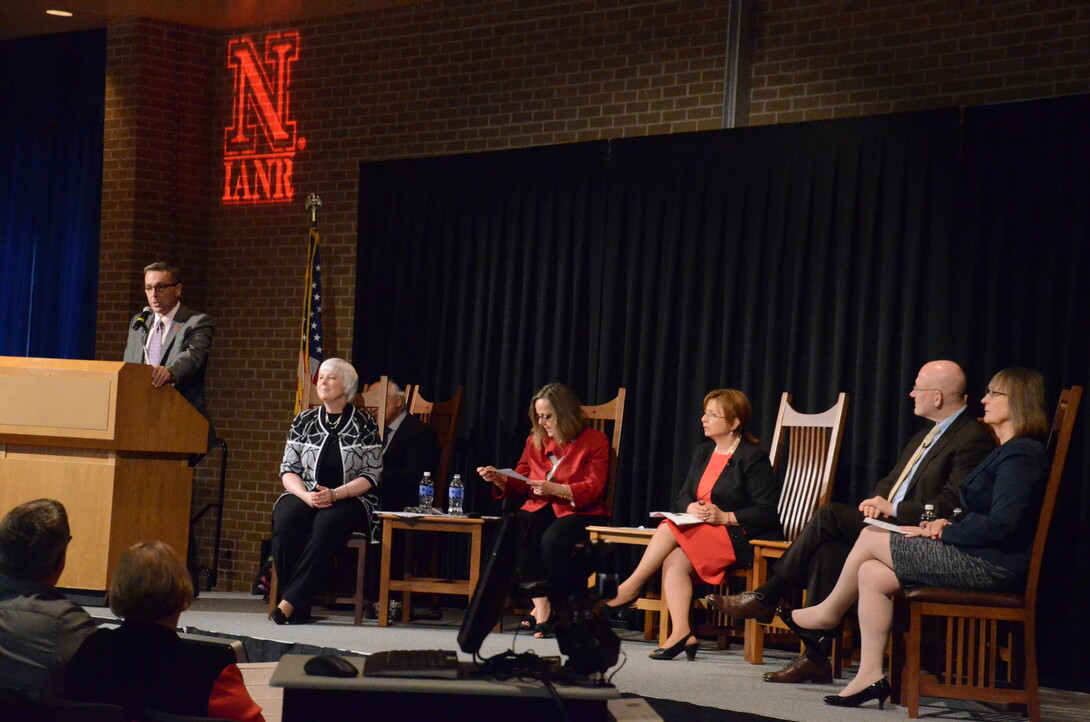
left=269, top=608, right=289, bottom=625
left=762, top=653, right=833, bottom=684
left=704, top=592, right=776, bottom=622
left=776, top=607, right=837, bottom=650
left=648, top=636, right=700, bottom=661
left=823, top=677, right=891, bottom=709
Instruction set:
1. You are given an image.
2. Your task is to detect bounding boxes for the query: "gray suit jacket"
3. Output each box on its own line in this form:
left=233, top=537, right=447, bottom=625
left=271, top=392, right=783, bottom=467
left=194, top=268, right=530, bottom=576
left=124, top=303, right=216, bottom=449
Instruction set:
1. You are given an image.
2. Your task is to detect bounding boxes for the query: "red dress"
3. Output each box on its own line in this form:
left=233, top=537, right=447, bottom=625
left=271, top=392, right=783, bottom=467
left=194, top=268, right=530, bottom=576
left=664, top=451, right=738, bottom=584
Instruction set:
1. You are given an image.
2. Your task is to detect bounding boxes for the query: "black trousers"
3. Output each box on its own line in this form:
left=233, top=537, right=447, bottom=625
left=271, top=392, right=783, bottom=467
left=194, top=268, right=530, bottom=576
left=271, top=495, right=370, bottom=612
left=516, top=507, right=608, bottom=604
left=771, top=501, right=864, bottom=605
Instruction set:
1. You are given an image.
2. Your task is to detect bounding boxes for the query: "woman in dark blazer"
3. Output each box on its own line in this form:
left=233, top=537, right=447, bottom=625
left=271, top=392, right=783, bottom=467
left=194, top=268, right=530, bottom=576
left=783, top=367, right=1050, bottom=709
left=608, top=389, right=781, bottom=660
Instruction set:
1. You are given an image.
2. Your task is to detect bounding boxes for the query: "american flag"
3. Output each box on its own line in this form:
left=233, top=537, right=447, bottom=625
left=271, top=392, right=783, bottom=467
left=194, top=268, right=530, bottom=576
left=295, top=228, right=324, bottom=414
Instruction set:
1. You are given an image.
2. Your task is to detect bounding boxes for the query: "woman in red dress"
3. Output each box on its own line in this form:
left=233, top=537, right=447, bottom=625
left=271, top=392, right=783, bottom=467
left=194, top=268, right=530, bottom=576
left=608, top=389, right=781, bottom=659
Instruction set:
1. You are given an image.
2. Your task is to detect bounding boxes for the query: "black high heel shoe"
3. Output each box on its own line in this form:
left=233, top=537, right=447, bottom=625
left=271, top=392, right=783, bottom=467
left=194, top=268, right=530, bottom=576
left=823, top=677, right=891, bottom=709
left=776, top=607, right=837, bottom=650
left=649, top=636, right=700, bottom=661
left=533, top=612, right=557, bottom=639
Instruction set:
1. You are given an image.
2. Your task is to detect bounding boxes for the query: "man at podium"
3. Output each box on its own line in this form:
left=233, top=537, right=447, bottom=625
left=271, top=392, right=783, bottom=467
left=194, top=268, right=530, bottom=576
left=123, top=262, right=216, bottom=451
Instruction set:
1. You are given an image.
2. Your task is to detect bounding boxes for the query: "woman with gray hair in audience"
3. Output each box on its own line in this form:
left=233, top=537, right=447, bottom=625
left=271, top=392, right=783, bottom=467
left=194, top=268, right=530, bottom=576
left=64, top=540, right=264, bottom=720
left=270, top=357, right=382, bottom=624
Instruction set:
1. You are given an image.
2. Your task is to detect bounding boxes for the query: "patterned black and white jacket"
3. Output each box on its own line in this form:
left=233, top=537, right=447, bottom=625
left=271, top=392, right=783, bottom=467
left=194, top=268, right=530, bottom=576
left=277, top=406, right=383, bottom=542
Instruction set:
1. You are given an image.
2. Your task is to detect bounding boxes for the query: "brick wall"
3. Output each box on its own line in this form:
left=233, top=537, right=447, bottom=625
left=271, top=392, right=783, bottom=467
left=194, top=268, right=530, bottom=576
left=97, top=19, right=217, bottom=361
left=749, top=0, right=1090, bottom=125
left=96, top=0, right=1090, bottom=590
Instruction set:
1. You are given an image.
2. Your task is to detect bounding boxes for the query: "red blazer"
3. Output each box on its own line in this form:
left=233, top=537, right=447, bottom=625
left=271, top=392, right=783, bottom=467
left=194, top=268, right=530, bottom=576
left=495, top=427, right=611, bottom=518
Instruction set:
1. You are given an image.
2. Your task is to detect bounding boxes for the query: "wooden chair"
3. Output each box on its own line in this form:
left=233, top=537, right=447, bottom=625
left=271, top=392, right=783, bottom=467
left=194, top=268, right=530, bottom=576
left=355, top=375, right=389, bottom=440
left=395, top=384, right=466, bottom=613
left=268, top=376, right=389, bottom=626
left=897, top=385, right=1082, bottom=720
left=406, top=384, right=465, bottom=506
left=581, top=388, right=626, bottom=512
left=736, top=391, right=850, bottom=664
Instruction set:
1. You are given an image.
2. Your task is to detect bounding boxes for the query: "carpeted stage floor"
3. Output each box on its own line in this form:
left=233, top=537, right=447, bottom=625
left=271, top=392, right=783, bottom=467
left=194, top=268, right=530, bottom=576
left=83, top=592, right=1090, bottom=722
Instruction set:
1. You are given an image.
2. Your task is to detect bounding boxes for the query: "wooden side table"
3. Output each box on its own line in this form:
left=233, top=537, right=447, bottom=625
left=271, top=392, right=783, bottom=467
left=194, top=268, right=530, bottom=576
left=586, top=525, right=671, bottom=647
left=376, top=513, right=497, bottom=626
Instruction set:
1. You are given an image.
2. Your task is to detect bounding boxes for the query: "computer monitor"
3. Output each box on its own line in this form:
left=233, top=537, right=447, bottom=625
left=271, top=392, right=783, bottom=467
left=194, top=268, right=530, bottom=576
left=457, top=513, right=527, bottom=656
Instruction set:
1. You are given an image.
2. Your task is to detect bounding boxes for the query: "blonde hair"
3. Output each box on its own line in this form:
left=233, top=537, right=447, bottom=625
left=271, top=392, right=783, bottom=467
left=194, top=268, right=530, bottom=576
left=109, top=541, right=194, bottom=622
left=703, top=388, right=759, bottom=445
left=989, top=367, right=1049, bottom=441
left=528, top=383, right=586, bottom=449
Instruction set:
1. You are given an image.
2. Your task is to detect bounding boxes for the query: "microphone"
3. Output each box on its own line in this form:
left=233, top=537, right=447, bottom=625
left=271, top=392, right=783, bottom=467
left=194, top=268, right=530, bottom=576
left=132, top=306, right=153, bottom=331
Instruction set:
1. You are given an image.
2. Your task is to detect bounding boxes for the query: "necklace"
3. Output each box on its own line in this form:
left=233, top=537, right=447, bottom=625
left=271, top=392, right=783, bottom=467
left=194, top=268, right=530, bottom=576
left=714, top=435, right=741, bottom=456
left=323, top=408, right=344, bottom=429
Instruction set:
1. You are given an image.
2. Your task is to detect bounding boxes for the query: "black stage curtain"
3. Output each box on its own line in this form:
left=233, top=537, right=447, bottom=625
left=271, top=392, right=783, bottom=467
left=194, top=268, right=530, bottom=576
left=953, top=95, right=1090, bottom=692
left=356, top=100, right=1089, bottom=690
left=0, top=30, right=104, bottom=359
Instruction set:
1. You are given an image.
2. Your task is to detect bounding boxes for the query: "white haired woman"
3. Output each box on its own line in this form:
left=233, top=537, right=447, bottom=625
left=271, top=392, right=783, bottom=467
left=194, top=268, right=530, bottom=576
left=270, top=358, right=382, bottom=624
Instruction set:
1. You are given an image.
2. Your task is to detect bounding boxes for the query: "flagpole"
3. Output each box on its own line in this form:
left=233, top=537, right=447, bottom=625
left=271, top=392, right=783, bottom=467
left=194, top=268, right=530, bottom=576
left=295, top=193, right=323, bottom=414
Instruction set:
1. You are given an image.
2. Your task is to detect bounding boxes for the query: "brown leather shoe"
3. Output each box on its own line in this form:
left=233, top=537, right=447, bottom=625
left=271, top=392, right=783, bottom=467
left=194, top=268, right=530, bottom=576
left=703, top=591, right=776, bottom=622
left=762, top=653, right=833, bottom=684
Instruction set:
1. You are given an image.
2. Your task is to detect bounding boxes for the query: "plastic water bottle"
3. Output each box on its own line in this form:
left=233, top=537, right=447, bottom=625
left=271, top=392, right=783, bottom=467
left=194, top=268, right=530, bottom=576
left=919, top=503, right=937, bottom=526
left=418, top=471, right=434, bottom=512
left=448, top=474, right=464, bottom=515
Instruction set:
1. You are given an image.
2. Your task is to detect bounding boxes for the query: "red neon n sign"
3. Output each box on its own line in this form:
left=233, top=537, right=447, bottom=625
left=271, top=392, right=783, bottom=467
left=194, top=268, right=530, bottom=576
left=223, top=31, right=303, bottom=205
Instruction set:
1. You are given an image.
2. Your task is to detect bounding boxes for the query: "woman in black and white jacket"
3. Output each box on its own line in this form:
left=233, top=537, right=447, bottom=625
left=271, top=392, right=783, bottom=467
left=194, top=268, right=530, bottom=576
left=270, top=358, right=382, bottom=624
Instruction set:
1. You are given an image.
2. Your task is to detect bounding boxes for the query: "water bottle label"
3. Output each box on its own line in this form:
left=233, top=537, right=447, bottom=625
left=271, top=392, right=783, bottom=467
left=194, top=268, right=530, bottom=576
left=419, top=484, right=432, bottom=496
left=449, top=487, right=463, bottom=500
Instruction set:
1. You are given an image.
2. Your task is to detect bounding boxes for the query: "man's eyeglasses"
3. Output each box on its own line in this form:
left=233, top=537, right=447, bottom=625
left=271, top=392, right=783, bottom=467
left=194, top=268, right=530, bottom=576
left=984, top=388, right=1008, bottom=399
left=911, top=386, right=941, bottom=394
left=144, top=283, right=179, bottom=294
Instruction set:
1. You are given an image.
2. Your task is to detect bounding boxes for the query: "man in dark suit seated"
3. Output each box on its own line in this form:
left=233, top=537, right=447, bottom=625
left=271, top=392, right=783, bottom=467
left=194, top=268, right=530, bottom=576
left=706, top=360, right=995, bottom=683
left=375, top=381, right=441, bottom=512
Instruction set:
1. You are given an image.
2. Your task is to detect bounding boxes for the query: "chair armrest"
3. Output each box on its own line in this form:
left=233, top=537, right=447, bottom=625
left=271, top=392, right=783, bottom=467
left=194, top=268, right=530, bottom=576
left=903, top=585, right=1025, bottom=609
left=749, top=539, right=791, bottom=550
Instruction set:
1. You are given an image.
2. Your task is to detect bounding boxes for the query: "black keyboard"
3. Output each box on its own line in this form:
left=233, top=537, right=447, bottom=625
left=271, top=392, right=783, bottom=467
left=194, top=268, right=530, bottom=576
left=362, top=649, right=460, bottom=679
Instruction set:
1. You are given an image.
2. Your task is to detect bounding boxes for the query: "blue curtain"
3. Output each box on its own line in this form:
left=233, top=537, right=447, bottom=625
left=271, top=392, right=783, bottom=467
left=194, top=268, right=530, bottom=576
left=0, top=30, right=105, bottom=359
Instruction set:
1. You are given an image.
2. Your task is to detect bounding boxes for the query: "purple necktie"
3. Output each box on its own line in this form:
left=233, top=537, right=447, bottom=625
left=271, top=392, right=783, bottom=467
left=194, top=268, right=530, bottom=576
left=148, top=319, right=164, bottom=366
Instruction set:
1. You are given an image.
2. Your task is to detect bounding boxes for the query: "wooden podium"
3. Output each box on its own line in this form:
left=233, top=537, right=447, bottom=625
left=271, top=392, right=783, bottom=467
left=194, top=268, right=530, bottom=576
left=0, top=356, right=208, bottom=595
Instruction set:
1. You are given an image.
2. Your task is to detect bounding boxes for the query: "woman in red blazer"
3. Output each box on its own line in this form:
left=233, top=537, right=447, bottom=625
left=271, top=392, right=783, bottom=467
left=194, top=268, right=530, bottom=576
left=478, top=382, right=610, bottom=638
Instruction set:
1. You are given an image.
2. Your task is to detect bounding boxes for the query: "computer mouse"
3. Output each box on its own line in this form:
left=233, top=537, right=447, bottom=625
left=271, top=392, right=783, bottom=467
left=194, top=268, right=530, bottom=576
left=303, top=654, right=358, bottom=677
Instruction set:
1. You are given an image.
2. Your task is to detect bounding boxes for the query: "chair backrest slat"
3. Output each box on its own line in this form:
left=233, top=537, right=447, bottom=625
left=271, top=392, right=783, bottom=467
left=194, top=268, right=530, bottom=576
left=354, top=375, right=389, bottom=440
left=1024, top=385, right=1082, bottom=606
left=768, top=392, right=849, bottom=542
left=582, top=388, right=626, bottom=513
left=408, top=385, right=465, bottom=503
